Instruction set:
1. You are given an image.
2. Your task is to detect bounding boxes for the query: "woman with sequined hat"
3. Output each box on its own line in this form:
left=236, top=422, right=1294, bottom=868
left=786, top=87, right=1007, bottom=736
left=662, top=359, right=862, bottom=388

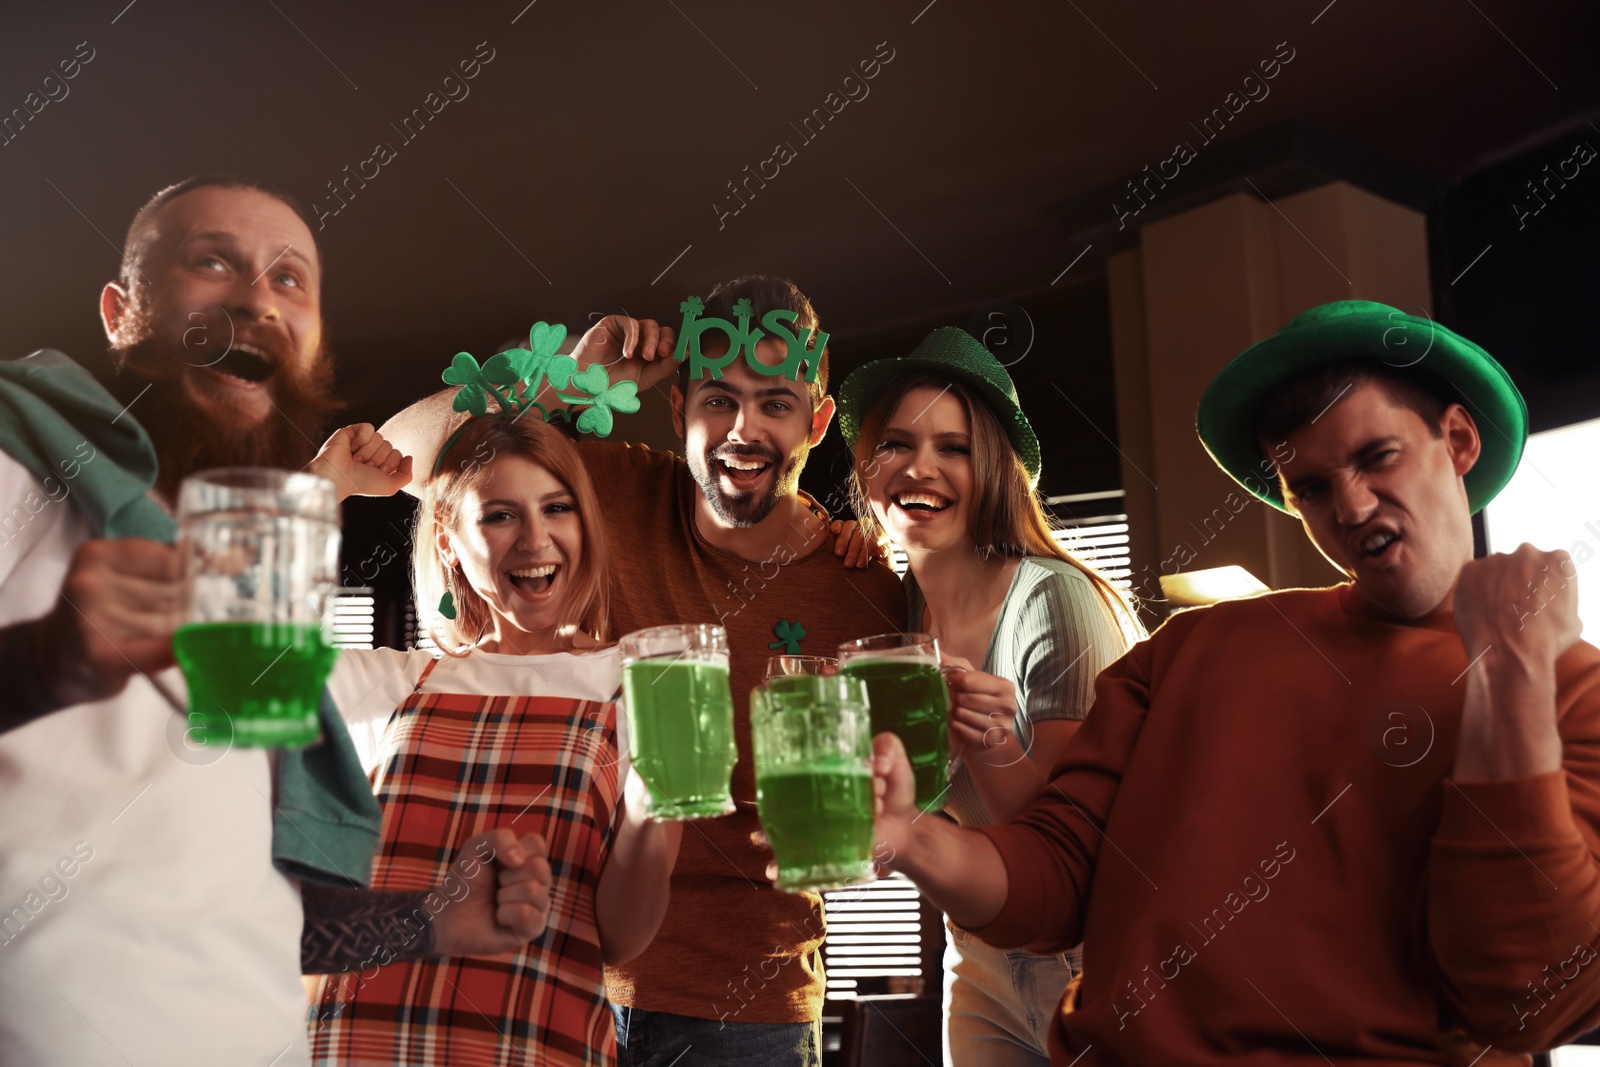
left=837, top=326, right=1143, bottom=1067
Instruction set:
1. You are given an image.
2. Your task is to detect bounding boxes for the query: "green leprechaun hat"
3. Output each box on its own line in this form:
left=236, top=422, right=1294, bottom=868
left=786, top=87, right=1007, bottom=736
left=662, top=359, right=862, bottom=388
left=1196, top=299, right=1527, bottom=514
left=838, top=327, right=1042, bottom=486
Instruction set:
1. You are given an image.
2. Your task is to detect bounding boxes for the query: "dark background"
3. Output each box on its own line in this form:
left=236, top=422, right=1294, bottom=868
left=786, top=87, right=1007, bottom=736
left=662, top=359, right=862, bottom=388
left=1435, top=128, right=1600, bottom=436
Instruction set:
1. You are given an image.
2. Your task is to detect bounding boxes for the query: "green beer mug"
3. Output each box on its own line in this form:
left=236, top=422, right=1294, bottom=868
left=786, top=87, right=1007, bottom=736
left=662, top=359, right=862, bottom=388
left=174, top=467, right=341, bottom=749
left=619, top=623, right=738, bottom=820
left=838, top=632, right=950, bottom=811
left=751, top=675, right=876, bottom=893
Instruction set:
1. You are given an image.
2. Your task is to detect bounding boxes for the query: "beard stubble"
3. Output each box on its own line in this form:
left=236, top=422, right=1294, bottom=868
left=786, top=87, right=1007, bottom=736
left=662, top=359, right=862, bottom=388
left=105, top=303, right=341, bottom=506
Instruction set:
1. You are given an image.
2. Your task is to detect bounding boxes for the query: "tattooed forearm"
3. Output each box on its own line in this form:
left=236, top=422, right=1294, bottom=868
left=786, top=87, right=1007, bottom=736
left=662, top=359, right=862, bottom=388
left=300, top=883, right=437, bottom=975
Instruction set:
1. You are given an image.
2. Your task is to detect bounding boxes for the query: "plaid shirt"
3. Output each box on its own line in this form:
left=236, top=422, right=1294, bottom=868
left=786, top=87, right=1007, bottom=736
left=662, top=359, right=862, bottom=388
left=309, top=657, right=622, bottom=1066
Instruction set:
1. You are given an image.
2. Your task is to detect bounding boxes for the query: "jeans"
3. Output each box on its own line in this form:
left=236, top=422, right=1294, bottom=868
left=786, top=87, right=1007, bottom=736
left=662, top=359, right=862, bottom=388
left=611, top=1005, right=821, bottom=1067
left=943, top=920, right=1077, bottom=1067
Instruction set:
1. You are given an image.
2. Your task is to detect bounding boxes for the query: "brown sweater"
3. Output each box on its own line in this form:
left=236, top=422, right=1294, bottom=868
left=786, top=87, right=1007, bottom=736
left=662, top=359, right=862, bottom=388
left=977, top=584, right=1600, bottom=1065
left=583, top=441, right=905, bottom=1023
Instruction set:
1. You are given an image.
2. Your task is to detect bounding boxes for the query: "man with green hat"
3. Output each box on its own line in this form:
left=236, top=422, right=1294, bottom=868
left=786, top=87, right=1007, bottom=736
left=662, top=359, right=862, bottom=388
left=868, top=299, right=1600, bottom=1063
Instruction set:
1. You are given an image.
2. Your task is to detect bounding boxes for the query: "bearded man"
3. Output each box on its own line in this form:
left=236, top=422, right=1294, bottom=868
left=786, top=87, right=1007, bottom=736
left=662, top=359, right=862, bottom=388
left=0, top=176, right=549, bottom=1067
left=100, top=176, right=342, bottom=500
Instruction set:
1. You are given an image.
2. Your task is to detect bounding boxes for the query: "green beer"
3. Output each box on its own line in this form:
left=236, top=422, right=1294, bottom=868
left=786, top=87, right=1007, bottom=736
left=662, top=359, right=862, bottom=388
left=623, top=659, right=737, bottom=819
left=751, top=674, right=876, bottom=892
left=173, top=621, right=337, bottom=748
left=840, top=658, right=949, bottom=810
left=176, top=467, right=340, bottom=750
left=764, top=672, right=828, bottom=697
left=757, top=761, right=874, bottom=890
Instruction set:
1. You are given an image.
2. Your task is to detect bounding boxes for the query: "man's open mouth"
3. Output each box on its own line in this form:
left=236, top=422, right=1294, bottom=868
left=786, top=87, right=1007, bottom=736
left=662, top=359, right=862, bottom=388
left=716, top=453, right=775, bottom=488
left=210, top=343, right=277, bottom=384
left=893, top=491, right=952, bottom=515
left=508, top=563, right=559, bottom=595
left=1358, top=531, right=1401, bottom=561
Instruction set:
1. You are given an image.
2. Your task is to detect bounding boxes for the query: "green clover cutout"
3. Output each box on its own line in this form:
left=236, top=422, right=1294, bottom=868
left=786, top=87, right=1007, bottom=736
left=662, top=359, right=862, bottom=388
left=503, top=359, right=548, bottom=417
left=680, top=296, right=704, bottom=318
left=442, top=351, right=482, bottom=386
left=500, top=346, right=536, bottom=379
left=568, top=364, right=609, bottom=397
left=504, top=324, right=576, bottom=399
left=443, top=352, right=490, bottom=415
left=432, top=321, right=643, bottom=475
left=453, top=387, right=487, bottom=416
left=573, top=378, right=640, bottom=437
left=768, top=619, right=806, bottom=655
left=481, top=351, right=521, bottom=386
left=543, top=352, right=577, bottom=390
left=528, top=322, right=567, bottom=359
left=732, top=297, right=753, bottom=320
left=603, top=379, right=641, bottom=413
left=574, top=405, right=612, bottom=437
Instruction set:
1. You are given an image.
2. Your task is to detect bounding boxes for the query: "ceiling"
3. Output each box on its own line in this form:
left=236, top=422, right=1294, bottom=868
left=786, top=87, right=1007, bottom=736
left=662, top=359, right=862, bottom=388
left=2, top=0, right=1597, bottom=423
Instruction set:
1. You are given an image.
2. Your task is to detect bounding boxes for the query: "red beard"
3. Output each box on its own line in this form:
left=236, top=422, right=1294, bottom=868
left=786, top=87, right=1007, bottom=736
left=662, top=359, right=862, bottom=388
left=106, top=315, right=342, bottom=505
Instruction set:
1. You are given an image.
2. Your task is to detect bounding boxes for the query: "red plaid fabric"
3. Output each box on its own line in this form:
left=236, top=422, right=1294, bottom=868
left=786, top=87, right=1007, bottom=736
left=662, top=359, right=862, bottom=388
left=309, top=658, right=622, bottom=1067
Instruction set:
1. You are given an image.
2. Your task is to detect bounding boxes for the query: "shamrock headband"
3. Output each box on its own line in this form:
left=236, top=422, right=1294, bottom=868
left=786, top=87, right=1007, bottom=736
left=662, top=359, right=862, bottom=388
left=430, top=321, right=639, bottom=622
left=673, top=296, right=828, bottom=383
left=432, top=321, right=641, bottom=476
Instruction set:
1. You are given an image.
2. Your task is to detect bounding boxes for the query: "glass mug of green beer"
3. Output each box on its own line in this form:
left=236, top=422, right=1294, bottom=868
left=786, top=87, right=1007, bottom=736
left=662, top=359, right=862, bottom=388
left=838, top=632, right=950, bottom=811
left=173, top=468, right=341, bottom=748
left=620, top=624, right=737, bottom=819
left=751, top=675, right=876, bottom=892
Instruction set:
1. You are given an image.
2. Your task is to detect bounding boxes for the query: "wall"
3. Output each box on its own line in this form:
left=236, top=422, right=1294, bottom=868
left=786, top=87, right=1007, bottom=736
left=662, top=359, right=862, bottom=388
left=1109, top=181, right=1432, bottom=613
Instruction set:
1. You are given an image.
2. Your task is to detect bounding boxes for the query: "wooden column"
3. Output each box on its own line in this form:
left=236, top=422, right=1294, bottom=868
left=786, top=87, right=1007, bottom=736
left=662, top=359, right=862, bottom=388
left=1109, top=180, right=1433, bottom=605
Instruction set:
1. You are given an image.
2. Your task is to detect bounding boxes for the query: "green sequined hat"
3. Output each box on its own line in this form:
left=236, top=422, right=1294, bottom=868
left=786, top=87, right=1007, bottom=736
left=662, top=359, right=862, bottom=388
left=1196, top=299, right=1527, bottom=515
left=838, top=327, right=1042, bottom=486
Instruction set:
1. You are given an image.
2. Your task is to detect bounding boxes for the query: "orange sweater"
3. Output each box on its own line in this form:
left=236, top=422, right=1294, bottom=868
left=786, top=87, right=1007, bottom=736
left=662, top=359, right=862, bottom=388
left=977, top=585, right=1600, bottom=1065
left=581, top=441, right=906, bottom=1023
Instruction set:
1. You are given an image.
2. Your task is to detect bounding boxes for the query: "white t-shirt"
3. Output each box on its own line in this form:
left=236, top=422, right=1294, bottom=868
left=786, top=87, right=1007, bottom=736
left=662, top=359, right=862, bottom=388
left=328, top=644, right=628, bottom=779
left=0, top=453, right=310, bottom=1067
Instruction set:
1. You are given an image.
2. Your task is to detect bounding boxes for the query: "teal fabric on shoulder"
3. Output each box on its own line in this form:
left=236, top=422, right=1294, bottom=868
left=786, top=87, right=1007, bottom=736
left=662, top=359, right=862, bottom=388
left=0, top=350, right=174, bottom=540
left=0, top=349, right=379, bottom=888
left=272, top=690, right=382, bottom=888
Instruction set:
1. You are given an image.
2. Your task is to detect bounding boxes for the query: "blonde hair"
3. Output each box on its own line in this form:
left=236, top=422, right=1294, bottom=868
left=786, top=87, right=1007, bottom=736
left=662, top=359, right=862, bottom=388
left=849, top=372, right=1140, bottom=637
left=414, top=416, right=610, bottom=653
